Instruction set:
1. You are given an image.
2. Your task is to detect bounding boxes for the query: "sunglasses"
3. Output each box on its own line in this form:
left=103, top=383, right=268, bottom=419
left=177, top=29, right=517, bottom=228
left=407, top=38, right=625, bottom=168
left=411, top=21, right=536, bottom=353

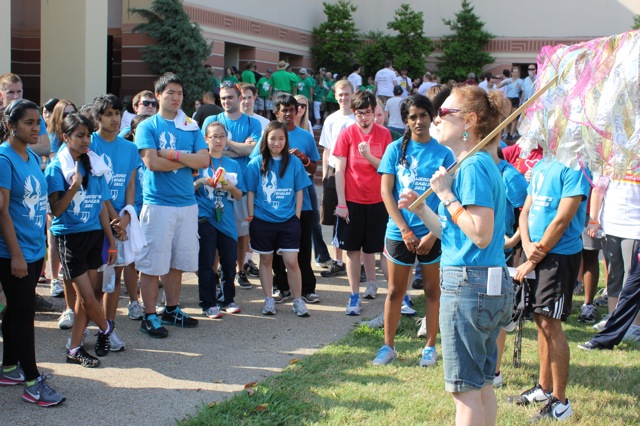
left=438, top=108, right=461, bottom=118
left=220, top=81, right=241, bottom=90
left=298, top=104, right=307, bottom=109
left=528, top=68, right=536, bottom=71
left=139, top=100, right=158, bottom=108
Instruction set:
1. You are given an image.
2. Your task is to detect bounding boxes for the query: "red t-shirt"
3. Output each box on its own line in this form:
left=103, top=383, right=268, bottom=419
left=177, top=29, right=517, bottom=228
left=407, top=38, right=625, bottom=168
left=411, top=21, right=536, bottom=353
left=333, top=123, right=391, bottom=204
left=502, top=144, right=543, bottom=175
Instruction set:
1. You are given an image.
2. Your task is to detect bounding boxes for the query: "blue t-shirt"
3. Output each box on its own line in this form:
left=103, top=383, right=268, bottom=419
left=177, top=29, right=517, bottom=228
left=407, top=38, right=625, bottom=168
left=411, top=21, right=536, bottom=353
left=134, top=165, right=145, bottom=216
left=135, top=114, right=207, bottom=207
left=378, top=138, right=455, bottom=241
left=196, top=156, right=246, bottom=240
left=201, top=113, right=262, bottom=171
left=527, top=159, right=590, bottom=255
left=0, top=145, right=48, bottom=262
left=497, top=159, right=528, bottom=238
left=244, top=154, right=311, bottom=223
left=439, top=152, right=506, bottom=267
left=250, top=126, right=320, bottom=211
left=118, top=127, right=131, bottom=139
left=45, top=155, right=111, bottom=235
left=39, top=117, right=46, bottom=137
left=49, top=133, right=60, bottom=154
left=90, top=133, right=141, bottom=212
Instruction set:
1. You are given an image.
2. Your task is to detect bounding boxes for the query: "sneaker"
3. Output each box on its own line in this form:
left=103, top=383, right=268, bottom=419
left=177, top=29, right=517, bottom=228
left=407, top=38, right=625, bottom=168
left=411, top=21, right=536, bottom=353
left=273, top=289, right=292, bottom=304
left=22, top=375, right=66, bottom=407
left=578, top=303, right=597, bottom=324
left=220, top=302, right=241, bottom=314
left=50, top=279, right=64, bottom=298
left=363, top=282, right=378, bottom=299
left=359, top=312, right=401, bottom=329
left=162, top=306, right=199, bottom=328
left=302, top=293, right=321, bottom=304
left=58, top=308, right=74, bottom=330
left=235, top=271, right=252, bottom=289
left=401, top=294, right=417, bottom=316
left=360, top=265, right=366, bottom=283
left=411, top=278, right=423, bottom=290
left=95, top=321, right=113, bottom=357
left=345, top=293, right=362, bottom=316
left=109, top=331, right=126, bottom=352
left=593, top=314, right=610, bottom=331
left=0, top=365, right=25, bottom=385
left=66, top=328, right=90, bottom=350
left=292, top=298, right=310, bottom=317
left=262, top=297, right=276, bottom=315
left=203, top=306, right=223, bottom=319
left=320, top=261, right=346, bottom=277
left=577, top=341, right=610, bottom=350
left=244, top=260, right=260, bottom=278
left=127, top=301, right=144, bottom=320
left=316, top=259, right=333, bottom=268
left=494, top=371, right=504, bottom=388
left=417, top=317, right=427, bottom=338
left=507, top=382, right=551, bottom=405
left=35, top=294, right=55, bottom=312
left=372, top=345, right=397, bottom=365
left=419, top=346, right=439, bottom=367
left=623, top=324, right=640, bottom=342
left=38, top=273, right=49, bottom=283
left=140, top=314, right=169, bottom=338
left=573, top=281, right=584, bottom=295
left=593, top=288, right=608, bottom=307
left=66, top=347, right=100, bottom=368
left=531, top=396, right=573, bottom=422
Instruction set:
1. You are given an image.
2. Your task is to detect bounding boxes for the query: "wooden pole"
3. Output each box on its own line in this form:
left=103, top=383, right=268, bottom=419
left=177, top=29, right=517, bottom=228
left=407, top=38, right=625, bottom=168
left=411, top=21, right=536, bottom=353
left=408, top=76, right=558, bottom=212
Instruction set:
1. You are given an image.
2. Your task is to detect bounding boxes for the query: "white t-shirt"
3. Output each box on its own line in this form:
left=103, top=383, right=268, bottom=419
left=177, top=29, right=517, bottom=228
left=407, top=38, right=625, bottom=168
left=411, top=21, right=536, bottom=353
left=348, top=73, right=362, bottom=92
left=248, top=113, right=270, bottom=132
left=375, top=68, right=397, bottom=97
left=395, top=75, right=412, bottom=98
left=417, top=81, right=436, bottom=96
left=384, top=97, right=405, bottom=130
left=601, top=176, right=640, bottom=239
left=319, top=111, right=356, bottom=168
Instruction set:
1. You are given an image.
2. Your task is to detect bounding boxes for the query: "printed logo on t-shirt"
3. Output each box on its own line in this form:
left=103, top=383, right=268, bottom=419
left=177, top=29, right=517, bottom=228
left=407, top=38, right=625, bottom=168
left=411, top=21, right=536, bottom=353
left=159, top=131, right=179, bottom=174
left=201, top=168, right=216, bottom=200
left=22, top=175, right=46, bottom=228
left=137, top=167, right=144, bottom=190
left=71, top=187, right=89, bottom=222
left=398, top=155, right=419, bottom=190
left=529, top=171, right=549, bottom=226
left=100, top=153, right=125, bottom=202
left=262, top=170, right=279, bottom=209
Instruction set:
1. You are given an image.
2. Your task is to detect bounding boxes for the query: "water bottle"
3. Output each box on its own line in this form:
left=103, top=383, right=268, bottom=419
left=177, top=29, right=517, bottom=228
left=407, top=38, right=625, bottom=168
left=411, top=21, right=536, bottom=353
left=99, top=264, right=116, bottom=293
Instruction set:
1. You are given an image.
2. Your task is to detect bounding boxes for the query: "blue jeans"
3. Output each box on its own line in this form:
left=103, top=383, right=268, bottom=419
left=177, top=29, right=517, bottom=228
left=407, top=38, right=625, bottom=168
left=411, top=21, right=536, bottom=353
left=308, top=183, right=331, bottom=264
left=197, top=219, right=237, bottom=309
left=439, top=266, right=513, bottom=393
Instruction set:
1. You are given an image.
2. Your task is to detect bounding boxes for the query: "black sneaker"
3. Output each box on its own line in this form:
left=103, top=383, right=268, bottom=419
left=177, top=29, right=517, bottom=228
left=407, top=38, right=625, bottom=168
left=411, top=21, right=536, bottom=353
left=273, top=289, right=292, bottom=304
left=66, top=347, right=101, bottom=368
left=35, top=294, right=55, bottom=312
left=507, top=382, right=551, bottom=405
left=411, top=278, right=423, bottom=289
left=235, top=271, right=252, bottom=289
left=95, top=320, right=113, bottom=357
left=530, top=396, right=573, bottom=422
left=140, top=314, right=169, bottom=338
left=577, top=341, right=610, bottom=351
left=161, top=306, right=199, bottom=328
left=243, top=260, right=260, bottom=278
left=360, top=265, right=366, bottom=283
left=578, top=303, right=597, bottom=323
left=320, top=261, right=346, bottom=278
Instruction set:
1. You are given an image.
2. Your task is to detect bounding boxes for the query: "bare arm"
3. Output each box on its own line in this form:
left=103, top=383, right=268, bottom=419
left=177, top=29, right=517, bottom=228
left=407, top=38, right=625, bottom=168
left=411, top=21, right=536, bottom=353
left=31, top=134, right=51, bottom=157
left=157, top=148, right=210, bottom=169
left=224, top=140, right=256, bottom=156
left=140, top=148, right=183, bottom=172
left=295, top=189, right=303, bottom=218
left=0, top=188, right=27, bottom=278
left=247, top=191, right=255, bottom=217
left=334, top=155, right=348, bottom=220
left=322, top=148, right=331, bottom=180
left=99, top=202, right=117, bottom=265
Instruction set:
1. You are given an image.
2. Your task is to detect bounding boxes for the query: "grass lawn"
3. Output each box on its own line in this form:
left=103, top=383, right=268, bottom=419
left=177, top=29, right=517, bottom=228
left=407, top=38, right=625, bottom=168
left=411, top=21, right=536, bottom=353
left=180, top=291, right=640, bottom=425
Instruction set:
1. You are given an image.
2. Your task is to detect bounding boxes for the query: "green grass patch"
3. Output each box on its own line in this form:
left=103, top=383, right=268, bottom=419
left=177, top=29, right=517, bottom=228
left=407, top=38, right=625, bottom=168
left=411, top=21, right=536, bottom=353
left=180, top=293, right=640, bottom=425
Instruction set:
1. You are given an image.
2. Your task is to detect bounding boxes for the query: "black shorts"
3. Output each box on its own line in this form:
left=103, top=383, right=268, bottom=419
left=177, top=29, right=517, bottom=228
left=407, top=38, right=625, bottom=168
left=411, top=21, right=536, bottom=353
left=508, top=97, right=520, bottom=108
left=530, top=251, right=580, bottom=321
left=249, top=216, right=301, bottom=255
left=320, top=174, right=338, bottom=226
left=334, top=201, right=387, bottom=253
left=384, top=238, right=441, bottom=266
left=56, top=230, right=104, bottom=280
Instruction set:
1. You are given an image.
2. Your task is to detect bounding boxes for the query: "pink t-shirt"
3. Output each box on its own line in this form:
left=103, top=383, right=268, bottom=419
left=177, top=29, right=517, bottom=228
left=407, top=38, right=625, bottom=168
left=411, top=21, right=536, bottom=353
left=333, top=123, right=391, bottom=204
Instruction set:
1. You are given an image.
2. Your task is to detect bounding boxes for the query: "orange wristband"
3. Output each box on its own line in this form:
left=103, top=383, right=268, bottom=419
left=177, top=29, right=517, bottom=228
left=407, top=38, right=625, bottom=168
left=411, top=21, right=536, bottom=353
left=246, top=216, right=254, bottom=222
left=537, top=243, right=551, bottom=253
left=402, top=230, right=415, bottom=240
left=108, top=249, right=118, bottom=253
left=168, top=150, right=174, bottom=160
left=588, top=221, right=599, bottom=225
left=451, top=206, right=465, bottom=224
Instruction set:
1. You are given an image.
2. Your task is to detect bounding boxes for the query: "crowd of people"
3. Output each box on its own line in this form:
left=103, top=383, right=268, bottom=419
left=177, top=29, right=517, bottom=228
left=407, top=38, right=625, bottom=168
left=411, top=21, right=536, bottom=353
left=0, top=59, right=638, bottom=425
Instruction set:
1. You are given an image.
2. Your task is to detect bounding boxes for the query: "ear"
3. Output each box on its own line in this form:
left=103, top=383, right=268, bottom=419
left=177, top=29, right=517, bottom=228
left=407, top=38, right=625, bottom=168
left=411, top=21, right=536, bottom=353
left=465, top=111, right=478, bottom=130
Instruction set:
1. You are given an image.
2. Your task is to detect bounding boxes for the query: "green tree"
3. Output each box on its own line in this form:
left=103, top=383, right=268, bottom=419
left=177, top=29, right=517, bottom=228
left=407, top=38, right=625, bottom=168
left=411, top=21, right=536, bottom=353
left=385, top=4, right=433, bottom=78
left=311, top=0, right=360, bottom=76
left=130, top=0, right=212, bottom=114
left=438, top=0, right=494, bottom=82
left=356, top=31, right=392, bottom=81
left=633, top=14, right=640, bottom=30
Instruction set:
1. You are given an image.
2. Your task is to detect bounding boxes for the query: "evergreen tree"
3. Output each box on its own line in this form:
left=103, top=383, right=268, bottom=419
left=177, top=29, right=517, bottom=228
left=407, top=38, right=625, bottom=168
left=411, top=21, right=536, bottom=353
left=385, top=4, right=433, bottom=79
left=356, top=31, right=393, bottom=82
left=130, top=0, right=212, bottom=114
left=633, top=15, right=640, bottom=30
left=311, top=0, right=360, bottom=76
left=438, top=0, right=494, bottom=82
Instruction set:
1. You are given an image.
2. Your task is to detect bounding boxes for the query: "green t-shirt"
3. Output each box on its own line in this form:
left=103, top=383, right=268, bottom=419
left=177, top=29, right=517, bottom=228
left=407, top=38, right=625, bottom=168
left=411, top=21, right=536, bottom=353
left=325, top=81, right=337, bottom=103
left=257, top=77, right=271, bottom=98
left=241, top=70, right=256, bottom=84
left=223, top=75, right=239, bottom=84
left=313, top=82, right=327, bottom=102
left=296, top=76, right=314, bottom=100
left=270, top=70, right=297, bottom=93
left=365, top=84, right=376, bottom=93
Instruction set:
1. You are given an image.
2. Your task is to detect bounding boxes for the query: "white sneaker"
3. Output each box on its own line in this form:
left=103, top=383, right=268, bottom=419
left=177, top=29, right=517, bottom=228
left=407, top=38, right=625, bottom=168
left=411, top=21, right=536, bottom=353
left=109, top=331, right=126, bottom=352
left=360, top=312, right=385, bottom=328
left=362, top=282, right=378, bottom=299
left=66, top=328, right=90, bottom=350
left=346, top=293, right=362, bottom=316
left=292, top=298, right=310, bottom=317
left=416, top=317, right=427, bottom=338
left=50, top=279, right=64, bottom=298
left=58, top=308, right=74, bottom=330
left=262, top=297, right=276, bottom=315
left=493, top=371, right=504, bottom=387
left=401, top=294, right=417, bottom=316
left=593, top=314, right=610, bottom=331
left=372, top=345, right=397, bottom=365
left=419, top=346, right=438, bottom=367
left=127, top=301, right=144, bottom=320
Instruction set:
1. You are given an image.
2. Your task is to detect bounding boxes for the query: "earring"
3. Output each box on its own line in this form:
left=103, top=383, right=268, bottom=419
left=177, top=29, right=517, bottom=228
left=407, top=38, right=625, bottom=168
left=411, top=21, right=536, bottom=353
left=11, top=130, right=16, bottom=137
left=462, top=131, right=468, bottom=142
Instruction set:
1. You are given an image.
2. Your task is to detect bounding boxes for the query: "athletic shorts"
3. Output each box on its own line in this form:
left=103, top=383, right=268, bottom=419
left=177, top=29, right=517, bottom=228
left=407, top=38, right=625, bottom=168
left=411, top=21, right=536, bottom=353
left=320, top=174, right=338, bottom=226
left=249, top=216, right=300, bottom=255
left=233, top=195, right=250, bottom=237
left=530, top=251, right=580, bottom=321
left=334, top=201, right=387, bottom=253
left=56, top=230, right=104, bottom=280
left=384, top=238, right=441, bottom=266
left=135, top=204, right=199, bottom=276
left=508, top=97, right=520, bottom=108
left=582, top=216, right=603, bottom=251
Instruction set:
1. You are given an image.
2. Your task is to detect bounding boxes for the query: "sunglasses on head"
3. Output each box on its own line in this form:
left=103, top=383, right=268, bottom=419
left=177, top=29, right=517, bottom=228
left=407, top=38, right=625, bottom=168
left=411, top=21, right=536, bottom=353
left=438, top=108, right=461, bottom=118
left=140, top=100, right=158, bottom=107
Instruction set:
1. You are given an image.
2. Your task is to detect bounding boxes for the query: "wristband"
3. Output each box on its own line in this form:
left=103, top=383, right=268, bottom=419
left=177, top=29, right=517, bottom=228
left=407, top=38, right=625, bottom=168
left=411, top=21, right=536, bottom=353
left=451, top=206, right=465, bottom=224
left=176, top=151, right=180, bottom=161
left=588, top=221, right=599, bottom=225
left=303, top=157, right=311, bottom=167
left=168, top=150, right=175, bottom=160
left=336, top=205, right=347, bottom=209
left=108, top=249, right=118, bottom=253
left=246, top=216, right=254, bottom=222
left=402, top=230, right=415, bottom=240
left=537, top=243, right=551, bottom=253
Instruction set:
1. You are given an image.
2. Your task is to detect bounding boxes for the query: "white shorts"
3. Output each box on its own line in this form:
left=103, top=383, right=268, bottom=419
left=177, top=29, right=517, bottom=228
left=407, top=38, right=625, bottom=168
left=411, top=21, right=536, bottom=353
left=135, top=204, right=199, bottom=275
left=233, top=195, right=250, bottom=238
left=255, top=97, right=273, bottom=113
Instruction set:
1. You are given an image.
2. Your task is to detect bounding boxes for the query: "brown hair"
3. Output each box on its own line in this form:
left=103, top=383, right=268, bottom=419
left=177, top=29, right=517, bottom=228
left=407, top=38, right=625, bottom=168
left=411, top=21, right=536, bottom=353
left=451, top=86, right=503, bottom=144
left=47, top=99, right=77, bottom=141
left=133, top=90, right=155, bottom=111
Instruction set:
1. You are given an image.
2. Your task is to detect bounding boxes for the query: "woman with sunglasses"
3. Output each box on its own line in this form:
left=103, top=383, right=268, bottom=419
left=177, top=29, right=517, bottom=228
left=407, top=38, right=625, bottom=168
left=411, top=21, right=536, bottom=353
left=293, top=94, right=312, bottom=133
left=400, top=86, right=513, bottom=425
left=0, top=99, right=66, bottom=406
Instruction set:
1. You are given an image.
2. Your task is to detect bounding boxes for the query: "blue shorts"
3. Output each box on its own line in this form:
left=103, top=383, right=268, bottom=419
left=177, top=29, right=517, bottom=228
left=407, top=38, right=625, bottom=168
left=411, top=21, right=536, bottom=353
left=439, top=266, right=513, bottom=393
left=249, top=216, right=300, bottom=255
left=383, top=238, right=441, bottom=266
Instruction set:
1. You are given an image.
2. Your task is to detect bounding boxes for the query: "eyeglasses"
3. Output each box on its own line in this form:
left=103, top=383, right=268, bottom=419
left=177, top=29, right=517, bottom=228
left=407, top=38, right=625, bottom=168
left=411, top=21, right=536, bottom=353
left=438, top=108, right=461, bottom=118
left=139, top=100, right=158, bottom=108
left=354, top=110, right=373, bottom=118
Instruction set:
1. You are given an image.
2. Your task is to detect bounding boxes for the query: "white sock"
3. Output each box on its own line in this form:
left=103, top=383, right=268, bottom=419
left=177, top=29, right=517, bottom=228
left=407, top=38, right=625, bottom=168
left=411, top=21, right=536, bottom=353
left=245, top=252, right=253, bottom=263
